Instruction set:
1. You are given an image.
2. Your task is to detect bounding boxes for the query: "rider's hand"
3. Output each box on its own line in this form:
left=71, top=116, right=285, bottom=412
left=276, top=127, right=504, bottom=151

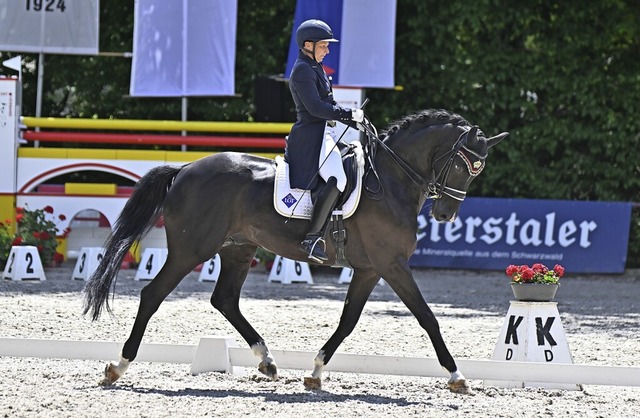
left=351, top=109, right=364, bottom=123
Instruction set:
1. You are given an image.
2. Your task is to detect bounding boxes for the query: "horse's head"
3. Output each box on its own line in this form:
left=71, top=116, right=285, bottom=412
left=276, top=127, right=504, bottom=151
left=429, top=126, right=508, bottom=222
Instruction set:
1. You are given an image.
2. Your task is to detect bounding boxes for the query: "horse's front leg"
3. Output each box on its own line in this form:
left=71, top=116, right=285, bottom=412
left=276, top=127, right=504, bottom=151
left=210, top=245, right=278, bottom=379
left=304, top=268, right=380, bottom=389
left=382, top=259, right=471, bottom=394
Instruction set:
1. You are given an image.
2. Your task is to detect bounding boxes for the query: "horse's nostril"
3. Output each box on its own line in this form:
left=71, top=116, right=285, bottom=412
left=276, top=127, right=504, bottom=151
left=436, top=213, right=449, bottom=222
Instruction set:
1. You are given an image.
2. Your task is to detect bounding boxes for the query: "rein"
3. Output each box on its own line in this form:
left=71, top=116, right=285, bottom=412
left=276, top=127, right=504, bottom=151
left=361, top=120, right=481, bottom=202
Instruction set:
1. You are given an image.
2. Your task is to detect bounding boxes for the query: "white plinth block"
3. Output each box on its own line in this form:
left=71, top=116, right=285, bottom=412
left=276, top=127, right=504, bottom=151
left=485, top=301, right=581, bottom=390
left=71, top=247, right=105, bottom=281
left=190, top=335, right=238, bottom=375
left=2, top=246, right=46, bottom=281
left=198, top=254, right=222, bottom=282
left=267, top=255, right=313, bottom=284
left=134, top=248, right=168, bottom=281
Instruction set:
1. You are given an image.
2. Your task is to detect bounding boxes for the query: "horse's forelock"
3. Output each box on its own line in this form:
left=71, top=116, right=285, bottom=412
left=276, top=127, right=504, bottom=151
left=381, top=109, right=470, bottom=140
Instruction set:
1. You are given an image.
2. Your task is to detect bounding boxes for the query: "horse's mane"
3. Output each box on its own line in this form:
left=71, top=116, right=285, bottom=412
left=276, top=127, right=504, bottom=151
left=381, top=109, right=471, bottom=140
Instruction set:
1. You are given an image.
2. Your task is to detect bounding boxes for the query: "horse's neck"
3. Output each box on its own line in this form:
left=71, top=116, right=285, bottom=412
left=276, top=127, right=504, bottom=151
left=374, top=134, right=431, bottom=213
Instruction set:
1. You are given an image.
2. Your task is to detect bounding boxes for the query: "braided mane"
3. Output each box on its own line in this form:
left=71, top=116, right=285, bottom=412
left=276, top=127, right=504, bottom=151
left=381, top=109, right=472, bottom=140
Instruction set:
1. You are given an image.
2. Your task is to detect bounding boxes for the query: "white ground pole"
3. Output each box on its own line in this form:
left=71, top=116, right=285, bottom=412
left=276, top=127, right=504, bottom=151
left=1, top=336, right=639, bottom=387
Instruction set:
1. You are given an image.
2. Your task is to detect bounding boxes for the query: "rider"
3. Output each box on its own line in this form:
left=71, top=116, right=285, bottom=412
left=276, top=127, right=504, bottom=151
left=285, top=19, right=364, bottom=262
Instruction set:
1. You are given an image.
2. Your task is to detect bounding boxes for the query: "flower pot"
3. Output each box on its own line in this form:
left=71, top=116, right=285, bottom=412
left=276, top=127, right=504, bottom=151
left=510, top=282, right=559, bottom=302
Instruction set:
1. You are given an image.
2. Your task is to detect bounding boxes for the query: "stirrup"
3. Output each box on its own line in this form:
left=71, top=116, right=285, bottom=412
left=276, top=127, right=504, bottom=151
left=300, top=235, right=328, bottom=262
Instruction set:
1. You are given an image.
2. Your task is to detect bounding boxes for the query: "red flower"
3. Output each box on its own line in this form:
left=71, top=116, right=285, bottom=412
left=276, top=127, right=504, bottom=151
left=16, top=207, right=23, bottom=214
left=553, top=264, right=565, bottom=278
left=12, top=237, right=23, bottom=245
left=505, top=264, right=519, bottom=277
left=15, top=214, right=24, bottom=223
left=58, top=214, right=67, bottom=221
left=53, top=252, right=64, bottom=263
left=40, top=231, right=50, bottom=240
left=531, top=263, right=548, bottom=274
left=32, top=231, right=41, bottom=239
left=44, top=206, right=54, bottom=214
left=37, top=244, right=43, bottom=252
left=520, top=267, right=535, bottom=282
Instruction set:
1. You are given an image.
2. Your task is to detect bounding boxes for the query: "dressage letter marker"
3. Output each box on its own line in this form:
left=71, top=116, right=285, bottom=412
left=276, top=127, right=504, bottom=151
left=485, top=301, right=581, bottom=390
left=267, top=255, right=313, bottom=284
left=2, top=246, right=46, bottom=281
left=71, top=247, right=105, bottom=281
left=134, top=248, right=168, bottom=281
left=198, top=254, right=221, bottom=282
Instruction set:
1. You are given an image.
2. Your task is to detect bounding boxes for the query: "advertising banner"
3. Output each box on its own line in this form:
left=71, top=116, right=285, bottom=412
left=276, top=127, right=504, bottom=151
left=410, top=197, right=632, bottom=273
left=0, top=0, right=99, bottom=55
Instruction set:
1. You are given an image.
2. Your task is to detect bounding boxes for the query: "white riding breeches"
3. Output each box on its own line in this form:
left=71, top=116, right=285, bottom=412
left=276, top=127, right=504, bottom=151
left=318, top=125, right=347, bottom=192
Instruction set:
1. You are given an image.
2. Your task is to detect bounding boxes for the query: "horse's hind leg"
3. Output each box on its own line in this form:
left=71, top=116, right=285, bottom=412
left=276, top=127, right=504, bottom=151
left=100, top=254, right=198, bottom=386
left=304, top=268, right=380, bottom=389
left=210, top=244, right=278, bottom=379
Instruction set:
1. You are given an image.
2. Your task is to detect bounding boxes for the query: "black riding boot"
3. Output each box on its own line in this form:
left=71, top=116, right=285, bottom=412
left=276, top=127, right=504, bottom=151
left=300, top=177, right=341, bottom=262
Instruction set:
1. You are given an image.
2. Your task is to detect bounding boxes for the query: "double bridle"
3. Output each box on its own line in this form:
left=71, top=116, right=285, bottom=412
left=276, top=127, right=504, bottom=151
left=360, top=120, right=485, bottom=202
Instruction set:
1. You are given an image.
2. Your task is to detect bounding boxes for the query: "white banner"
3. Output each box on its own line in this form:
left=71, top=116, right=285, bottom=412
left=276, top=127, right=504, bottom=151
left=338, top=0, right=396, bottom=88
left=0, top=79, right=18, bottom=194
left=0, top=0, right=99, bottom=55
left=130, top=0, right=237, bottom=97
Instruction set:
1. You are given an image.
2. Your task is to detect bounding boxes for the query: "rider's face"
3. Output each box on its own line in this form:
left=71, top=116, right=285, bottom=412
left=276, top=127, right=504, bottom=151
left=306, top=41, right=330, bottom=62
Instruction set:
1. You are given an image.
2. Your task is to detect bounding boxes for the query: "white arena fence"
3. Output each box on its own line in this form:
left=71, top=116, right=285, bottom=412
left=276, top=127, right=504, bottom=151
left=1, top=336, right=639, bottom=388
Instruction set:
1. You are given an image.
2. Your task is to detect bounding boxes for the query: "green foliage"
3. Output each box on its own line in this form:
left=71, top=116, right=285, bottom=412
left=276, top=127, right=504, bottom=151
left=0, top=220, right=13, bottom=268
left=0, top=0, right=638, bottom=267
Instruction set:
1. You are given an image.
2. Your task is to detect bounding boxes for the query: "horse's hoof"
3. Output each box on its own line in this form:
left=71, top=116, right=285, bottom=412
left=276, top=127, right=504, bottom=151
left=448, top=378, right=473, bottom=395
left=258, top=361, right=278, bottom=380
left=98, top=363, right=118, bottom=386
left=303, top=376, right=322, bottom=390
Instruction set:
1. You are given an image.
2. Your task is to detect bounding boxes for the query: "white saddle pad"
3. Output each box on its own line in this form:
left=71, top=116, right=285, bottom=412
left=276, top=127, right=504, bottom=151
left=274, top=142, right=364, bottom=220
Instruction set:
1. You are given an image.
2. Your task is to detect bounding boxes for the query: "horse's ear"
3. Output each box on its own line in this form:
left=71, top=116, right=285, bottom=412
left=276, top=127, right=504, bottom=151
left=487, top=132, right=509, bottom=148
left=468, top=126, right=478, bottom=141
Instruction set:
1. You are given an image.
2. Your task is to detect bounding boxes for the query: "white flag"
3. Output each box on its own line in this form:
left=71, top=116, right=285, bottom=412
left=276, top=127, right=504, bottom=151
left=2, top=56, right=21, bottom=71
left=130, top=0, right=237, bottom=97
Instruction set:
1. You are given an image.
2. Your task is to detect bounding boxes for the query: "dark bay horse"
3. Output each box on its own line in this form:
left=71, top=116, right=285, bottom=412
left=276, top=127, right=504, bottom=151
left=83, top=109, right=507, bottom=394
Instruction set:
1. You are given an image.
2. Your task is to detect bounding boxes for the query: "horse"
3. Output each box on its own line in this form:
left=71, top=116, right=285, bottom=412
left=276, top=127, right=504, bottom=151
left=83, top=108, right=507, bottom=394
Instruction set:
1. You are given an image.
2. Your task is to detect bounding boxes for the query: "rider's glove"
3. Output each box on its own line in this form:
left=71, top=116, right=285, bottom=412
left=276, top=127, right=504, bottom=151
left=351, top=109, right=364, bottom=123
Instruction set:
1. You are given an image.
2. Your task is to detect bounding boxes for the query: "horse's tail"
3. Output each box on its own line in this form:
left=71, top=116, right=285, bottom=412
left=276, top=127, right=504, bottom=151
left=83, top=165, right=182, bottom=321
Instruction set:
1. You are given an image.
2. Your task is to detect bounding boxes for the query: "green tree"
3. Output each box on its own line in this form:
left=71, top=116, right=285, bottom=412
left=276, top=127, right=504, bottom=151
left=1, top=0, right=638, bottom=267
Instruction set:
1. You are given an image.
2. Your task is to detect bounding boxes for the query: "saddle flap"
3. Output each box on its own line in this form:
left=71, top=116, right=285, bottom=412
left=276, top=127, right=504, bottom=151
left=273, top=142, right=365, bottom=220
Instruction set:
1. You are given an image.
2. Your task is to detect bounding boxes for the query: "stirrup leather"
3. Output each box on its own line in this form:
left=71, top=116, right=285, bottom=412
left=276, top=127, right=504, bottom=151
left=300, top=235, right=328, bottom=262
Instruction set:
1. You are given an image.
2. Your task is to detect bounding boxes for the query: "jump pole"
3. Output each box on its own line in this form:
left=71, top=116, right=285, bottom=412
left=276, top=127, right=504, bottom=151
left=1, top=337, right=639, bottom=387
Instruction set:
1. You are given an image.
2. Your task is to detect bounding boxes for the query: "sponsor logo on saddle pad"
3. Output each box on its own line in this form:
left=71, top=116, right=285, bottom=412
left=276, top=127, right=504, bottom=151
left=273, top=146, right=365, bottom=220
left=282, top=193, right=297, bottom=208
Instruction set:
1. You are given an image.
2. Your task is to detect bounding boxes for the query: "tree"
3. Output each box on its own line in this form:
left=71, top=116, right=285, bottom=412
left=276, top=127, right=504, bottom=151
left=1, top=0, right=638, bottom=266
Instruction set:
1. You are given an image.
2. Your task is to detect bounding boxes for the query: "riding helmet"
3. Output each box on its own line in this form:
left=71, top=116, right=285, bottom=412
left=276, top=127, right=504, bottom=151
left=295, top=19, right=339, bottom=49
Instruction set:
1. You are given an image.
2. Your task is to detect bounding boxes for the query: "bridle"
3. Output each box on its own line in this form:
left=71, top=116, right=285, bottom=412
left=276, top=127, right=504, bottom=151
left=360, top=119, right=485, bottom=202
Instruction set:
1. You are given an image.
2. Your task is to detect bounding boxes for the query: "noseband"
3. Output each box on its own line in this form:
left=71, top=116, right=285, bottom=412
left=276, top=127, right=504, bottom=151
left=361, top=121, right=484, bottom=202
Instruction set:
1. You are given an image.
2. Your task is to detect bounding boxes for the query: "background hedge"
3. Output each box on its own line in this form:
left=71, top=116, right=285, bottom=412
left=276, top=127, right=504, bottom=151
left=1, top=0, right=638, bottom=267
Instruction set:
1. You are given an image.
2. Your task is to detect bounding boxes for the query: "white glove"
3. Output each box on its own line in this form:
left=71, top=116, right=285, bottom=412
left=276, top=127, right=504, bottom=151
left=351, top=109, right=364, bottom=123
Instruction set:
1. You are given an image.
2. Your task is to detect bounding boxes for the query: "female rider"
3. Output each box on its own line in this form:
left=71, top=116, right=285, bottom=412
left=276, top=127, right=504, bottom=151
left=285, top=19, right=364, bottom=262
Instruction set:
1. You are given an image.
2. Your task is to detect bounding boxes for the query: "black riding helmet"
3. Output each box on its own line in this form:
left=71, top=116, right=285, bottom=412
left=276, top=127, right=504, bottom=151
left=295, top=19, right=338, bottom=62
